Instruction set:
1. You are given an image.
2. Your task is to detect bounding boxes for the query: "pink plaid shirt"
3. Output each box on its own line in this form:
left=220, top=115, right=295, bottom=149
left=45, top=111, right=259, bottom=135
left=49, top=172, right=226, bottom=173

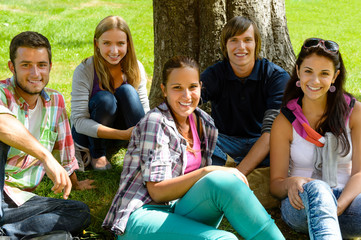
left=0, top=77, right=78, bottom=206
left=102, top=102, right=217, bottom=234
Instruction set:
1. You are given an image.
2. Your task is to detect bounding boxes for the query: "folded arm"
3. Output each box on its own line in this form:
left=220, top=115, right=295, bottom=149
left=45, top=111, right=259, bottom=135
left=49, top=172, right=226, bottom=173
left=0, top=113, right=72, bottom=199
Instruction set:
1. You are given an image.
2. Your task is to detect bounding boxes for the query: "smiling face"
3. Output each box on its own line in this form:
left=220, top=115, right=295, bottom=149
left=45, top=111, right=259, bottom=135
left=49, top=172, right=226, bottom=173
left=96, top=28, right=128, bottom=66
left=297, top=53, right=339, bottom=103
left=8, top=47, right=51, bottom=101
left=161, top=67, right=201, bottom=124
left=226, top=25, right=256, bottom=77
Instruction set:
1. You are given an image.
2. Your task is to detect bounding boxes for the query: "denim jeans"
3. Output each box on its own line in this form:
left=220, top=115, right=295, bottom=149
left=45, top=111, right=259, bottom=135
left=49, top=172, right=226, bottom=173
left=281, top=180, right=361, bottom=239
left=212, top=133, right=270, bottom=166
left=0, top=142, right=9, bottom=220
left=72, top=84, right=145, bottom=158
left=0, top=142, right=91, bottom=239
left=118, top=171, right=284, bottom=240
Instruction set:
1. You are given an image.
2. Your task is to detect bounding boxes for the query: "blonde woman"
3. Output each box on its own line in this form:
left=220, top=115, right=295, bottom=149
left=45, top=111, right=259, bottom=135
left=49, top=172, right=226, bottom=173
left=71, top=16, right=149, bottom=170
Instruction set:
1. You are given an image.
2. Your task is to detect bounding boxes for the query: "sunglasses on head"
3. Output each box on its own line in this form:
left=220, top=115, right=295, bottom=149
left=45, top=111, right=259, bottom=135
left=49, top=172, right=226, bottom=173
left=302, top=38, right=339, bottom=54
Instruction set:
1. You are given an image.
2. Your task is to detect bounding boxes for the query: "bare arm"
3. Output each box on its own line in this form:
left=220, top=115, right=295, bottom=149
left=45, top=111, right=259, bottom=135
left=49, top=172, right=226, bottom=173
left=269, top=113, right=313, bottom=210
left=96, top=125, right=134, bottom=140
left=69, top=172, right=95, bottom=190
left=147, top=166, right=248, bottom=203
left=269, top=114, right=292, bottom=198
left=0, top=113, right=72, bottom=199
left=236, top=132, right=270, bottom=176
left=336, top=101, right=361, bottom=216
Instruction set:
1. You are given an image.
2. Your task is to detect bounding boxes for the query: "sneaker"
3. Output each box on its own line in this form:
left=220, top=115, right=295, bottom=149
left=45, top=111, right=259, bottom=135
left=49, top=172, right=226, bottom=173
left=74, top=143, right=92, bottom=171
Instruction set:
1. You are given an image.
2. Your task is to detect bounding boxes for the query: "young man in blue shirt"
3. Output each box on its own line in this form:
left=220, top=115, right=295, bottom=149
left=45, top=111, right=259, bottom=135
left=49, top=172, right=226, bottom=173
left=201, top=16, right=290, bottom=176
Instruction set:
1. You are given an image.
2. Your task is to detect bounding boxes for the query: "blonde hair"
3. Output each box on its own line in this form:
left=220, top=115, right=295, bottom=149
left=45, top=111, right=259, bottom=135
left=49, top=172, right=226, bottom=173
left=92, top=15, right=140, bottom=93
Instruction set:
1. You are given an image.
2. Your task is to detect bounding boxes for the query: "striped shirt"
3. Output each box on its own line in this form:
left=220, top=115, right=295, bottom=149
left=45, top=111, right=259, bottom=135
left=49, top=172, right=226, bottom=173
left=0, top=77, right=78, bottom=206
left=102, top=102, right=218, bottom=234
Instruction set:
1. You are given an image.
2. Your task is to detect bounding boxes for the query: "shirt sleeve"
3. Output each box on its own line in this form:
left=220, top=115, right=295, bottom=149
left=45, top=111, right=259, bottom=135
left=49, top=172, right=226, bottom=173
left=137, top=61, right=150, bottom=113
left=0, top=83, right=15, bottom=116
left=261, top=109, right=280, bottom=133
left=265, top=65, right=290, bottom=110
left=52, top=93, right=78, bottom=175
left=200, top=66, right=222, bottom=104
left=138, top=112, right=180, bottom=183
left=70, top=58, right=100, bottom=138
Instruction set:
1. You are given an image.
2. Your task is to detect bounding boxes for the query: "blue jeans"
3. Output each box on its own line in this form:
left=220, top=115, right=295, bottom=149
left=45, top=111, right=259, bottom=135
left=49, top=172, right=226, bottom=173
left=281, top=180, right=361, bottom=239
left=212, top=133, right=270, bottom=166
left=118, top=171, right=284, bottom=240
left=72, top=84, right=145, bottom=158
left=0, top=142, right=91, bottom=239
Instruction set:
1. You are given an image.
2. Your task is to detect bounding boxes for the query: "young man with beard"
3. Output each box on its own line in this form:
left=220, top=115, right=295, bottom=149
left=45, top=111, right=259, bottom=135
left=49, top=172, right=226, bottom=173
left=0, top=31, right=91, bottom=239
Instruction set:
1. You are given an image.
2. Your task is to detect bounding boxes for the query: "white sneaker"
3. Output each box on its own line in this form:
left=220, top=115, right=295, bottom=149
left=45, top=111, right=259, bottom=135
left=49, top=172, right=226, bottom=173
left=74, top=143, right=92, bottom=171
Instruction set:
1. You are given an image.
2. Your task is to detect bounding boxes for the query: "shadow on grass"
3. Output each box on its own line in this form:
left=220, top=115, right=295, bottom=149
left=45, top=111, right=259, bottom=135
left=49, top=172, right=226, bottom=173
left=35, top=145, right=309, bottom=240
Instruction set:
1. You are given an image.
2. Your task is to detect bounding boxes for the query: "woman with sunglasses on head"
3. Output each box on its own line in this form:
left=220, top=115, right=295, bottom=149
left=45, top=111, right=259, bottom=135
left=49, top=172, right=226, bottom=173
left=270, top=38, right=361, bottom=239
left=71, top=16, right=149, bottom=170
left=103, top=56, right=284, bottom=240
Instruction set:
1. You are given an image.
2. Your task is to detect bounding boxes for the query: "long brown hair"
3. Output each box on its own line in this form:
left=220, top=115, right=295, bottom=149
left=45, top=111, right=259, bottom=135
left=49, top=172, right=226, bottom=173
left=283, top=41, right=352, bottom=156
left=91, top=15, right=140, bottom=93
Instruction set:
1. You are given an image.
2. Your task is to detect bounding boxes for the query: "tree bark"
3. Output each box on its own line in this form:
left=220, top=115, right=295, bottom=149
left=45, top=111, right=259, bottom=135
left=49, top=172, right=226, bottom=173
left=150, top=0, right=295, bottom=108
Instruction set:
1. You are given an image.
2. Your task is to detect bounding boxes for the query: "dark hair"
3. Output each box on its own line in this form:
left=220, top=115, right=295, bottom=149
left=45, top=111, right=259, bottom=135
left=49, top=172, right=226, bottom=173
left=220, top=16, right=261, bottom=60
left=160, top=56, right=201, bottom=153
left=161, top=56, right=200, bottom=86
left=283, top=41, right=352, bottom=156
left=10, top=31, right=52, bottom=64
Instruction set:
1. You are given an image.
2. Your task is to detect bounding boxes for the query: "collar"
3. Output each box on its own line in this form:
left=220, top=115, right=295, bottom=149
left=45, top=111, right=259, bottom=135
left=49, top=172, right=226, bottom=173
left=225, top=59, right=261, bottom=82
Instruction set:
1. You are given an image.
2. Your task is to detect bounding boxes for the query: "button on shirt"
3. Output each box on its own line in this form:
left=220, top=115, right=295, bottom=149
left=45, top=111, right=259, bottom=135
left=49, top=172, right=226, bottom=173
left=102, top=103, right=218, bottom=234
left=201, top=58, right=290, bottom=138
left=0, top=77, right=78, bottom=206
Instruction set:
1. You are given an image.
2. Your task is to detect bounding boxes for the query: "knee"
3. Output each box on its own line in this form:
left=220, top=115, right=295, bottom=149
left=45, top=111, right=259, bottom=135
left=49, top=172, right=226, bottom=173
left=70, top=200, right=91, bottom=225
left=303, top=180, right=332, bottom=195
left=115, top=84, right=139, bottom=104
left=301, top=180, right=336, bottom=207
left=90, top=91, right=117, bottom=114
left=202, top=170, right=250, bottom=198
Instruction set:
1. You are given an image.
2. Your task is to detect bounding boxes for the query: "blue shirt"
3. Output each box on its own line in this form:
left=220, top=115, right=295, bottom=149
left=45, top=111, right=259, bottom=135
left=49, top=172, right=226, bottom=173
left=201, top=58, right=290, bottom=138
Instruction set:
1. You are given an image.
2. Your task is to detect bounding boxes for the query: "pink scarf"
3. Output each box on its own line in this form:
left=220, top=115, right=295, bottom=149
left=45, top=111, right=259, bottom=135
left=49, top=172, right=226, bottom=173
left=282, top=94, right=354, bottom=187
left=282, top=94, right=354, bottom=147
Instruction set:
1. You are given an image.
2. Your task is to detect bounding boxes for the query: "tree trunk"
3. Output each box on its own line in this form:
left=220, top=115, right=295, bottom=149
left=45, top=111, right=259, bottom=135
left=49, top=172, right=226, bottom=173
left=150, top=0, right=295, bottom=108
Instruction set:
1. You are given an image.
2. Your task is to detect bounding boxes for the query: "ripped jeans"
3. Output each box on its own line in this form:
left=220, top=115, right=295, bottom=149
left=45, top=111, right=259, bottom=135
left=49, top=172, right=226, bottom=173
left=281, top=180, right=361, bottom=239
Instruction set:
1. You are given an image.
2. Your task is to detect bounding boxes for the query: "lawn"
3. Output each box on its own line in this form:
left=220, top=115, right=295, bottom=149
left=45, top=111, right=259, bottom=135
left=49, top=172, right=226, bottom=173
left=0, top=0, right=360, bottom=239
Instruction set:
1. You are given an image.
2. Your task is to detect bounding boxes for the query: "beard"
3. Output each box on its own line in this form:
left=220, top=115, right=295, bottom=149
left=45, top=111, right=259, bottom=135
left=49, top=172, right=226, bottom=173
left=13, top=68, right=47, bottom=95
left=15, top=77, right=43, bottom=95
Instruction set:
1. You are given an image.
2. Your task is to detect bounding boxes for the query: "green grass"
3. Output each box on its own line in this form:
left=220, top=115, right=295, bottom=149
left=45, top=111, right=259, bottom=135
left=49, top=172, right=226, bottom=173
left=1, top=0, right=361, bottom=239
left=285, top=0, right=361, bottom=99
left=0, top=0, right=154, bottom=108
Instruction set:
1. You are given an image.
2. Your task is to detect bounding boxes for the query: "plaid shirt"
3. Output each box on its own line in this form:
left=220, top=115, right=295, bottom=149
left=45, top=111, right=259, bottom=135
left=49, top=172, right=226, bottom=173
left=102, top=102, right=218, bottom=234
left=0, top=77, right=78, bottom=206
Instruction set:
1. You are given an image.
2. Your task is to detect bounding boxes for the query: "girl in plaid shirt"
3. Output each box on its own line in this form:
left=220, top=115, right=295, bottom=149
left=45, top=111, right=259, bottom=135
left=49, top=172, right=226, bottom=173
left=103, top=56, right=284, bottom=239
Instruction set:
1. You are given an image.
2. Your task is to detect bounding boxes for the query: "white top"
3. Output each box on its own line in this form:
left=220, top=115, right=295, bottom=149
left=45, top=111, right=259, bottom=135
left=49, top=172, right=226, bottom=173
left=28, top=96, right=42, bottom=140
left=289, top=122, right=352, bottom=188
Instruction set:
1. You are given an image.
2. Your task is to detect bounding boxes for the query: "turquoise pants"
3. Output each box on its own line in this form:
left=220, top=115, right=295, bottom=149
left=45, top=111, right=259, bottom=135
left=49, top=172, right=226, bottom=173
left=117, top=170, right=284, bottom=240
